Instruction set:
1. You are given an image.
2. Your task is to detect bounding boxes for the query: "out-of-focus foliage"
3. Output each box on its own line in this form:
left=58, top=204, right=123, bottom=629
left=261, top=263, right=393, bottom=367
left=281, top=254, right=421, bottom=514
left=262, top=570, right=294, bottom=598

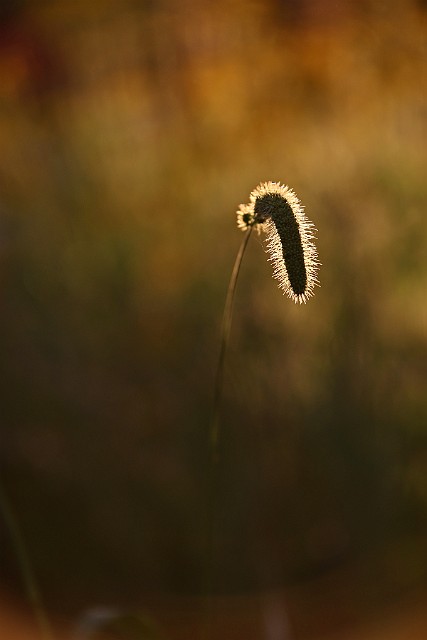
left=74, top=608, right=163, bottom=640
left=1, top=0, right=427, bottom=624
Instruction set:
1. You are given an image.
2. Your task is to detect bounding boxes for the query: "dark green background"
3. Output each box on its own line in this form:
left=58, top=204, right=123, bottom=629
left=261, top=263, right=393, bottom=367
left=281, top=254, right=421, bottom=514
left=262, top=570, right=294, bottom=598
left=1, top=0, right=427, bottom=634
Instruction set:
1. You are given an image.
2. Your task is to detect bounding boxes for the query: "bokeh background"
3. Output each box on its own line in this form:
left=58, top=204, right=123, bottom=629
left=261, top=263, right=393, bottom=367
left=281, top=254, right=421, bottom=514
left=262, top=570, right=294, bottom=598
left=1, top=0, right=427, bottom=638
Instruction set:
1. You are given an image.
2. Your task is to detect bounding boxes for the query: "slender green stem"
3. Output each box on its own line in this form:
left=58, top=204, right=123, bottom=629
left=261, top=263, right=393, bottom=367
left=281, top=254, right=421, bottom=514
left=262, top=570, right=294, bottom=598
left=0, top=480, right=54, bottom=640
left=204, top=227, right=252, bottom=639
left=209, top=227, right=252, bottom=464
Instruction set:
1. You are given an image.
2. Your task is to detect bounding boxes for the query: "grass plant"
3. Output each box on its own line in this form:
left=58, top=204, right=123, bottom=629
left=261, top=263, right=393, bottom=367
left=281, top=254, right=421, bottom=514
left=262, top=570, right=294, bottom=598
left=205, top=182, right=319, bottom=638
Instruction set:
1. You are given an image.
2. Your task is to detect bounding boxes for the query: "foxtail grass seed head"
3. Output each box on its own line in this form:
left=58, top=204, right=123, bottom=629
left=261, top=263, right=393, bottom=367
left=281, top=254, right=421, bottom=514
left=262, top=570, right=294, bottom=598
left=237, top=182, right=319, bottom=303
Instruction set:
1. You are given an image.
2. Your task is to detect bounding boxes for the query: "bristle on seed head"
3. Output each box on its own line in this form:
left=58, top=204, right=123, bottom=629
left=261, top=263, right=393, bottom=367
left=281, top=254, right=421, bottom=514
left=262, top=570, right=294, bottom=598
left=236, top=181, right=319, bottom=303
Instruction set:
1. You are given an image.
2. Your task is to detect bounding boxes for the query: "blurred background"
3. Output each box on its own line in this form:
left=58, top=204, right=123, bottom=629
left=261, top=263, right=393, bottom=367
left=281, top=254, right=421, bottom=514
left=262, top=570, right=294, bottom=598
left=1, top=0, right=427, bottom=638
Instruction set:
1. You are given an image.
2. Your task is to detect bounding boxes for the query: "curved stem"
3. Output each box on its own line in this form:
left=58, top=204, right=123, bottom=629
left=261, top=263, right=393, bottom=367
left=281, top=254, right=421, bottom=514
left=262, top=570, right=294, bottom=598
left=204, top=228, right=252, bottom=640
left=0, top=480, right=54, bottom=640
left=209, top=227, right=252, bottom=464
